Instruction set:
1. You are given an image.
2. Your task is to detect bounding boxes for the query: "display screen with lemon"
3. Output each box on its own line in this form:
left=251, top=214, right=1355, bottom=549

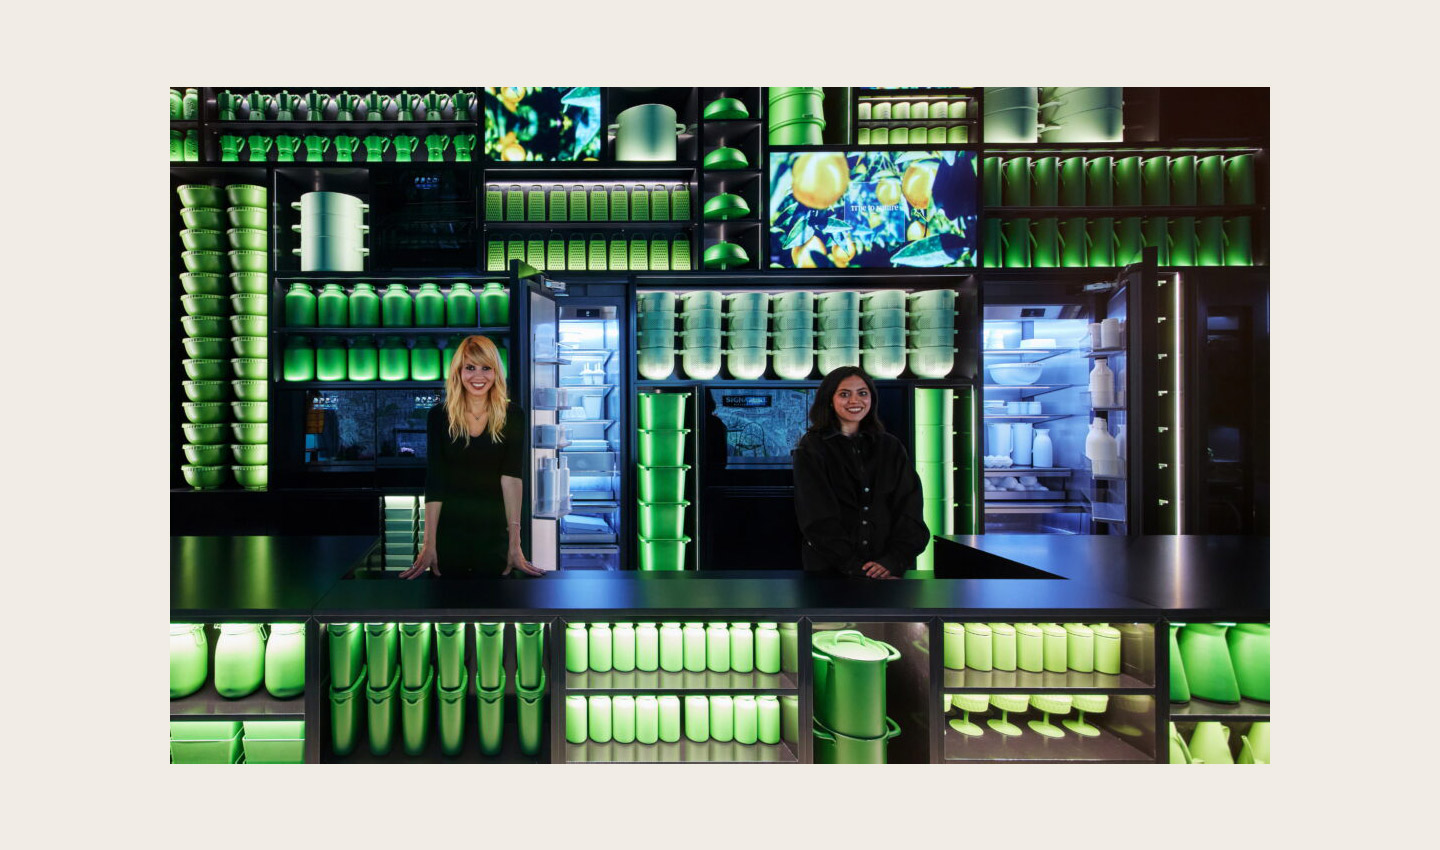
left=768, top=151, right=978, bottom=269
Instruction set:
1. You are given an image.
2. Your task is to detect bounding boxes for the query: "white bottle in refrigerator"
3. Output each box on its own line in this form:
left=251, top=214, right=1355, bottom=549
left=1089, top=357, right=1115, bottom=408
left=1116, top=424, right=1127, bottom=461
left=1085, top=416, right=1120, bottom=477
left=1032, top=428, right=1054, bottom=468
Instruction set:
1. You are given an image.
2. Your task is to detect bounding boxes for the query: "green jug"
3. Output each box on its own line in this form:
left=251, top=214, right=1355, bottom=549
left=1188, top=721, right=1234, bottom=765
left=477, top=281, right=509, bottom=327
left=264, top=623, right=306, bottom=698
left=283, top=335, right=315, bottom=382
left=382, top=284, right=413, bottom=327
left=410, top=341, right=442, bottom=381
left=379, top=337, right=409, bottom=381
left=316, top=336, right=347, bottom=381
left=454, top=133, right=476, bottom=162
left=284, top=282, right=317, bottom=327
left=446, top=282, right=477, bottom=327
left=1177, top=623, right=1241, bottom=704
left=334, top=91, right=360, bottom=120
left=349, top=282, right=380, bottom=327
left=414, top=282, right=445, bottom=327
left=317, top=283, right=349, bottom=327
left=274, top=90, right=299, bottom=121
left=214, top=623, right=266, bottom=699
left=348, top=337, right=379, bottom=381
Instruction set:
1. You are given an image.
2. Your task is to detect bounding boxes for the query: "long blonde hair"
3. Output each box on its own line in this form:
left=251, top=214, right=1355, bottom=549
left=444, top=335, right=509, bottom=445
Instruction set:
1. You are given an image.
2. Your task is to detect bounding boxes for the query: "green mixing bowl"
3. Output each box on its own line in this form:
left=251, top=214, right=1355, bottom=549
left=177, top=185, right=226, bottom=208
left=231, top=465, right=268, bottom=491
left=232, top=336, right=268, bottom=358
left=230, top=272, right=267, bottom=294
left=227, top=228, right=267, bottom=252
left=231, top=380, right=268, bottom=401
left=181, top=294, right=229, bottom=317
left=230, top=443, right=267, bottom=465
left=183, top=358, right=227, bottom=380
left=702, top=193, right=751, bottom=221
left=181, top=316, right=228, bottom=338
left=180, top=273, right=227, bottom=296
left=183, top=402, right=228, bottom=424
left=180, top=207, right=227, bottom=230
left=227, top=206, right=268, bottom=230
left=183, top=336, right=231, bottom=359
left=703, top=242, right=749, bottom=270
left=231, top=358, right=268, bottom=380
left=703, top=146, right=749, bottom=170
left=231, top=314, right=267, bottom=337
left=182, top=251, right=228, bottom=274
left=181, top=229, right=227, bottom=252
left=183, top=380, right=230, bottom=402
left=230, top=294, right=268, bottom=316
left=182, top=464, right=229, bottom=490
left=226, top=184, right=268, bottom=207
left=184, top=443, right=229, bottom=466
left=232, top=423, right=268, bottom=445
left=228, top=250, right=267, bottom=273
left=232, top=402, right=268, bottom=423
left=183, top=423, right=229, bottom=445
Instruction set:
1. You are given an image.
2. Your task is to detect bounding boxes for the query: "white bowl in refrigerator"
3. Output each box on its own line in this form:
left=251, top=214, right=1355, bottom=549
left=987, top=361, right=1043, bottom=385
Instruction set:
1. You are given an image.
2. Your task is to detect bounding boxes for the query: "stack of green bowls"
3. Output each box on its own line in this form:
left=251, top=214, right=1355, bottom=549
left=178, top=184, right=235, bottom=490
left=636, top=291, right=677, bottom=380
left=768, top=87, right=826, bottom=146
left=1038, top=87, right=1123, bottom=143
left=859, top=291, right=907, bottom=379
left=983, top=87, right=1040, bottom=144
left=222, top=184, right=268, bottom=489
left=906, top=289, right=958, bottom=379
left=723, top=292, right=768, bottom=379
left=678, top=291, right=722, bottom=379
left=913, top=389, right=955, bottom=570
left=637, top=392, right=692, bottom=571
left=770, top=290, right=815, bottom=380
left=816, top=291, right=861, bottom=376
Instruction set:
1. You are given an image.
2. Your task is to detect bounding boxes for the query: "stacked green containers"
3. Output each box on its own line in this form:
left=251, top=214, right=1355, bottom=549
left=770, top=290, right=814, bottom=380
left=678, top=291, right=722, bottom=379
left=637, top=391, right=691, bottom=571
left=768, top=87, right=825, bottom=146
left=475, top=623, right=506, bottom=755
left=515, top=623, right=547, bottom=756
left=906, top=289, right=958, bottom=379
left=816, top=290, right=861, bottom=376
left=811, top=629, right=902, bottom=764
left=942, top=621, right=1127, bottom=676
left=636, top=291, right=676, bottom=380
left=725, top=291, right=768, bottom=379
left=913, top=388, right=955, bottom=571
left=859, top=290, right=906, bottom=379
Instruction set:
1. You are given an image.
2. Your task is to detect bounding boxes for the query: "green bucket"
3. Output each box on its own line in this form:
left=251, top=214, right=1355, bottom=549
left=437, top=680, right=467, bottom=756
left=516, top=623, right=545, bottom=691
left=637, top=465, right=691, bottom=502
left=399, top=622, right=433, bottom=689
left=475, top=623, right=504, bottom=690
left=399, top=666, right=434, bottom=756
left=435, top=623, right=465, bottom=691
left=477, top=670, right=506, bottom=757
left=638, top=535, right=690, bottom=571
left=365, top=673, right=400, bottom=756
left=170, top=721, right=243, bottom=764
left=364, top=622, right=398, bottom=689
left=329, top=669, right=366, bottom=757
left=637, top=429, right=690, bottom=466
left=516, top=670, right=547, bottom=756
left=637, top=500, right=691, bottom=538
left=637, top=391, right=690, bottom=429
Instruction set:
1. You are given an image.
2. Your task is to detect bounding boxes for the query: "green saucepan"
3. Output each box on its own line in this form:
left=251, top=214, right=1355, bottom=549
left=182, top=423, right=229, bottom=445
left=182, top=464, right=229, bottom=490
left=230, top=443, right=267, bottom=465
left=231, top=358, right=268, bottom=380
left=177, top=185, right=226, bottom=208
left=181, top=229, right=227, bottom=252
left=702, top=146, right=749, bottom=170
left=227, top=206, right=268, bottom=230
left=183, top=358, right=228, bottom=380
left=231, top=380, right=268, bottom=402
left=702, top=193, right=750, bottom=221
left=232, top=423, right=268, bottom=445
left=182, top=251, right=228, bottom=274
left=228, top=250, right=267, bottom=274
left=812, top=629, right=901, bottom=739
left=181, top=294, right=228, bottom=317
left=230, top=294, right=268, bottom=317
left=231, top=465, right=268, bottom=490
left=180, top=273, right=226, bottom=296
left=183, top=443, right=229, bottom=466
left=231, top=315, right=267, bottom=337
left=183, top=336, right=231, bottom=359
left=231, top=336, right=268, bottom=358
left=181, top=316, right=228, bottom=338
left=230, top=272, right=267, bottom=295
left=180, top=207, right=227, bottom=231
left=226, top=184, right=268, bottom=207
left=231, top=402, right=268, bottom=423
left=183, top=380, right=230, bottom=402
left=702, top=97, right=750, bottom=120
left=227, top=228, right=268, bottom=252
left=183, top=402, right=228, bottom=424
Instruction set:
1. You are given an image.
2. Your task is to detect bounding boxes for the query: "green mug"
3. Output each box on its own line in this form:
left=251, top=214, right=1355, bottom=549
left=246, top=135, right=273, bottom=162
left=1087, top=156, right=1114, bottom=206
left=364, top=92, right=389, bottom=121
left=1002, top=157, right=1031, bottom=206
left=274, top=90, right=299, bottom=121
left=1224, top=154, right=1256, bottom=205
left=170, top=130, right=184, bottom=162
left=395, top=91, right=420, bottom=121
left=1031, top=156, right=1059, bottom=206
left=335, top=91, right=360, bottom=121
left=1114, top=156, right=1142, bottom=206
left=1001, top=217, right=1032, bottom=267
left=363, top=135, right=391, bottom=162
left=453, top=133, right=476, bottom=162
left=1088, top=217, right=1116, bottom=266
left=333, top=135, right=360, bottom=162
left=393, top=134, right=420, bottom=162
left=184, top=130, right=200, bottom=162
left=246, top=91, right=271, bottom=120
left=1143, top=216, right=1170, bottom=265
left=217, top=90, right=239, bottom=121
left=1032, top=216, right=1061, bottom=267
left=982, top=219, right=1002, bottom=268
left=275, top=134, right=301, bottom=162
left=1170, top=155, right=1197, bottom=205
left=452, top=90, right=472, bottom=120
left=1224, top=216, right=1253, bottom=265
left=423, top=91, right=449, bottom=119
left=1116, top=216, right=1144, bottom=265
left=1142, top=156, right=1170, bottom=206
left=1169, top=216, right=1197, bottom=265
left=982, top=157, right=1002, bottom=207
left=1059, top=156, right=1086, bottom=206
left=220, top=134, right=245, bottom=162
left=1059, top=216, right=1088, bottom=267
left=305, top=90, right=330, bottom=121
left=303, top=135, right=331, bottom=162
left=1197, top=154, right=1225, bottom=205
left=1196, top=215, right=1225, bottom=265
left=423, top=134, right=450, bottom=162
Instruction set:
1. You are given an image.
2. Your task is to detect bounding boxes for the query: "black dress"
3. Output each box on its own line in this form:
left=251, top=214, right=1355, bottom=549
left=791, top=428, right=930, bottom=576
left=425, top=402, right=526, bottom=577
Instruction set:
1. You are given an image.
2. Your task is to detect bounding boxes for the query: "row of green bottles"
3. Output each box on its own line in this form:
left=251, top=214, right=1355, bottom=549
left=284, top=281, right=509, bottom=329
left=284, top=335, right=506, bottom=382
left=487, top=236, right=691, bottom=273
left=486, top=183, right=691, bottom=222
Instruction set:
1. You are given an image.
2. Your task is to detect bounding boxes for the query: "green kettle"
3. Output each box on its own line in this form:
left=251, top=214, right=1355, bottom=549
left=1187, top=721, right=1234, bottom=765
left=1167, top=722, right=1192, bottom=764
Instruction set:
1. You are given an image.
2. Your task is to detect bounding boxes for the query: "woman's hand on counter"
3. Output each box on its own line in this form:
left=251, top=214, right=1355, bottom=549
left=861, top=561, right=898, bottom=580
left=400, top=544, right=440, bottom=580
left=504, top=544, right=545, bottom=577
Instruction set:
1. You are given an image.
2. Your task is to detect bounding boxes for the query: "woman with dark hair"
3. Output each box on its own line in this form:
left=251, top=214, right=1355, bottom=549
left=791, top=366, right=930, bottom=579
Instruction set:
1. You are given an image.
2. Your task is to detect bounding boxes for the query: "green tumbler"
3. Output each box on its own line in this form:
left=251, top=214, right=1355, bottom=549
left=364, top=622, right=398, bottom=689
left=477, top=671, right=506, bottom=756
left=435, top=623, right=465, bottom=691
left=365, top=674, right=400, bottom=756
left=475, top=623, right=504, bottom=690
left=516, top=671, right=546, bottom=756
left=328, top=623, right=364, bottom=690
left=437, top=681, right=466, bottom=757
left=330, top=672, right=366, bottom=757
left=399, top=666, right=434, bottom=756
left=516, top=622, right=545, bottom=690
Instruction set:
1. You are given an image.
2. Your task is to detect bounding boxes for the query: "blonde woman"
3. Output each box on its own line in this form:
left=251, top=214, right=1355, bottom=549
left=401, top=336, right=542, bottom=579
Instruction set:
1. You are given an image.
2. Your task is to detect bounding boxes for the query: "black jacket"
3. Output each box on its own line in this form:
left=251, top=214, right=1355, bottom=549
left=792, top=428, right=930, bottom=576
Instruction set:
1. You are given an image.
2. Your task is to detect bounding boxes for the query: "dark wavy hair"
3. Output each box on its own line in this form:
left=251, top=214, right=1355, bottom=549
left=806, top=366, right=885, bottom=437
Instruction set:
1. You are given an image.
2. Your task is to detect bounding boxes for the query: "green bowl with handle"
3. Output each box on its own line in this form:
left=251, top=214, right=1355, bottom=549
left=183, top=336, right=231, bottom=359
left=231, top=315, right=267, bottom=337
left=182, top=251, right=228, bottom=274
left=181, top=294, right=229, bottom=317
left=181, top=229, right=227, bottom=252
left=177, top=185, right=226, bottom=208
left=230, top=443, right=268, bottom=465
left=230, top=272, right=267, bottom=294
left=181, top=316, right=228, bottom=338
left=231, top=465, right=268, bottom=491
left=184, top=443, right=229, bottom=465
left=232, top=423, right=268, bottom=445
left=232, top=402, right=268, bottom=423
left=183, top=402, right=229, bottom=424
left=231, top=358, right=268, bottom=380
left=227, top=206, right=268, bottom=229
left=230, top=294, right=268, bottom=316
left=180, top=273, right=227, bottom=296
left=183, top=380, right=231, bottom=402
left=232, top=336, right=268, bottom=358
left=228, top=250, right=267, bottom=273
left=226, top=184, right=268, bottom=207
left=231, top=380, right=268, bottom=401
left=183, top=423, right=229, bottom=445
left=180, top=207, right=227, bottom=230
left=182, top=464, right=229, bottom=490
left=703, top=146, right=749, bottom=170
left=227, top=228, right=268, bottom=252
left=183, top=358, right=228, bottom=380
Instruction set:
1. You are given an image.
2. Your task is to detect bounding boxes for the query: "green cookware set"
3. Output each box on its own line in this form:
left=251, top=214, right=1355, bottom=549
left=328, top=621, right=546, bottom=758
left=856, top=94, right=972, bottom=145
left=565, top=621, right=794, bottom=676
left=170, top=719, right=306, bottom=765
left=176, top=183, right=269, bottom=491
left=811, top=629, right=902, bottom=763
left=635, top=391, right=691, bottom=570
left=1170, top=622, right=1269, bottom=705
left=220, top=132, right=478, bottom=163
left=169, top=622, right=304, bottom=701
left=1170, top=720, right=1269, bottom=764
left=212, top=88, right=471, bottom=122
left=943, top=621, right=1126, bottom=676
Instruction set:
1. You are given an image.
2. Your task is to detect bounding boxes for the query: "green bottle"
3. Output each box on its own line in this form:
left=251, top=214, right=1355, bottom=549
left=414, top=282, right=445, bottom=327
left=348, top=336, right=378, bottom=381
left=284, top=283, right=317, bottom=328
left=283, top=335, right=315, bottom=382
left=446, top=282, right=477, bottom=327
left=382, top=284, right=413, bottom=327
left=349, top=282, right=380, bottom=327
left=317, top=283, right=348, bottom=327
left=411, top=339, right=442, bottom=381
left=477, top=281, right=509, bottom=326
left=379, top=337, right=409, bottom=381
left=316, top=336, right=347, bottom=381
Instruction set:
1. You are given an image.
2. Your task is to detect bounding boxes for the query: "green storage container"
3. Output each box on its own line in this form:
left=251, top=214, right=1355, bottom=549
left=446, top=282, right=478, bottom=327
left=316, top=336, right=347, bottom=381
left=637, top=500, right=691, bottom=539
left=414, top=282, right=445, bottom=327
left=478, top=282, right=509, bottom=327
left=264, top=623, right=306, bottom=698
left=170, top=721, right=243, bottom=764
left=411, top=343, right=442, bottom=381
left=364, top=622, right=398, bottom=689
left=516, top=670, right=547, bottom=756
left=317, top=283, right=349, bottom=327
left=349, top=282, right=380, bottom=327
left=637, top=391, right=689, bottom=429
left=327, top=623, right=364, bottom=690
left=284, top=282, right=317, bottom=327
left=638, top=535, right=689, bottom=571
left=348, top=337, right=378, bottom=382
left=214, top=623, right=266, bottom=699
left=516, top=622, right=545, bottom=690
left=437, top=680, right=467, bottom=757
left=170, top=623, right=208, bottom=699
left=382, top=284, right=414, bottom=327
left=475, top=623, right=504, bottom=690
left=813, top=717, right=900, bottom=764
left=283, top=335, right=315, bottom=382
left=379, top=338, right=409, bottom=381
left=399, top=622, right=433, bottom=689
left=242, top=721, right=306, bottom=764
left=435, top=623, right=466, bottom=690
left=400, top=666, right=434, bottom=756
left=365, top=673, right=400, bottom=756
left=477, top=670, right=506, bottom=756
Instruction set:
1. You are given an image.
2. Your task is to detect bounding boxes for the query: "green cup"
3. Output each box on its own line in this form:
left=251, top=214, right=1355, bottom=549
left=1087, top=156, right=1114, bottom=206
left=1031, top=156, right=1059, bottom=206
left=1032, top=217, right=1060, bottom=268
left=1224, top=154, right=1256, bottom=205
left=362, top=136, right=391, bottom=162
left=1142, top=156, right=1170, bottom=206
left=1116, top=216, right=1144, bottom=265
left=1224, top=216, right=1253, bottom=265
left=1143, top=216, right=1170, bottom=265
left=220, top=135, right=244, bottom=163
left=274, top=134, right=301, bottom=162
left=1197, top=154, right=1225, bottom=205
left=1088, top=217, right=1116, bottom=267
left=1196, top=215, right=1225, bottom=266
left=981, top=157, right=1002, bottom=207
left=333, top=135, right=359, bottom=162
left=1059, top=216, right=1088, bottom=267
left=1170, top=155, right=1197, bottom=205
left=424, top=134, right=450, bottom=162
left=1169, top=216, right=1197, bottom=265
left=1114, top=156, right=1142, bottom=206
left=303, top=135, right=330, bottom=162
left=1001, top=217, right=1031, bottom=268
left=245, top=135, right=272, bottom=162
left=1002, top=157, right=1031, bottom=206
left=305, top=90, right=329, bottom=121
left=1059, top=156, right=1086, bottom=206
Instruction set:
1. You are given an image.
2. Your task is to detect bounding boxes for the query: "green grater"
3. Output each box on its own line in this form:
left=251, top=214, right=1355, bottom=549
left=651, top=185, right=670, bottom=221
left=548, top=186, right=568, bottom=221
left=650, top=236, right=669, bottom=271
left=611, top=185, right=629, bottom=221
left=671, top=185, right=691, bottom=220
left=610, top=238, right=628, bottom=271
left=547, top=240, right=565, bottom=270
left=589, top=235, right=607, bottom=270
left=486, top=241, right=506, bottom=271
left=527, top=239, right=545, bottom=270
left=672, top=237, right=691, bottom=270
left=505, top=185, right=524, bottom=221
left=630, top=237, right=650, bottom=270
left=570, top=185, right=587, bottom=222
left=485, top=186, right=504, bottom=221
left=568, top=239, right=587, bottom=270
left=590, top=186, right=608, bottom=221
left=631, top=186, right=650, bottom=221
left=527, top=185, right=545, bottom=222
left=507, top=240, right=525, bottom=266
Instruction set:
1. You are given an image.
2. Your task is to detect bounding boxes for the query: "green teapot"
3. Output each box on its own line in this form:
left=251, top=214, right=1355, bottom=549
left=364, top=91, right=390, bottom=121
left=245, top=91, right=271, bottom=120
left=393, top=135, right=420, bottom=163
left=305, top=90, right=330, bottom=121
left=423, top=134, right=450, bottom=162
left=274, top=90, right=300, bottom=121
left=334, top=91, right=360, bottom=121
left=453, top=133, right=476, bottom=162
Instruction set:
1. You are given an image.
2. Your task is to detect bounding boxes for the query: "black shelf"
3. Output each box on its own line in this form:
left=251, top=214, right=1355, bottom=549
left=272, top=270, right=483, bottom=280
left=212, top=120, right=479, bottom=132
left=1170, top=697, right=1269, bottom=721
left=566, top=739, right=797, bottom=764
left=980, top=143, right=1264, bottom=155
left=273, top=327, right=509, bottom=336
left=484, top=221, right=693, bottom=231
left=565, top=668, right=798, bottom=693
left=942, top=723, right=1153, bottom=763
left=171, top=680, right=307, bottom=720
left=942, top=668, right=1152, bottom=691
left=278, top=380, right=445, bottom=390
left=484, top=166, right=700, bottom=179
left=984, top=204, right=1265, bottom=216
left=635, top=378, right=966, bottom=388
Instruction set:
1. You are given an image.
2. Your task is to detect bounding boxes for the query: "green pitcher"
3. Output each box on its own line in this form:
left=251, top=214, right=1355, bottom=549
left=333, top=134, right=360, bottom=162
left=362, top=135, right=391, bottom=162
left=334, top=91, right=360, bottom=121
left=274, top=134, right=301, bottom=162
left=246, top=135, right=273, bottom=162
left=305, top=90, right=330, bottom=121
left=423, top=134, right=449, bottom=162
left=303, top=135, right=330, bottom=162
left=423, top=91, right=449, bottom=120
left=395, top=90, right=420, bottom=121
left=393, top=135, right=419, bottom=162
left=453, top=133, right=476, bottom=162
left=245, top=91, right=271, bottom=120
left=274, top=90, right=299, bottom=121
left=219, top=135, right=244, bottom=162
left=364, top=91, right=389, bottom=121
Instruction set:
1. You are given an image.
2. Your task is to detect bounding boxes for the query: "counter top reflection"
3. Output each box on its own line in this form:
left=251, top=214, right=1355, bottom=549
left=171, top=535, right=375, bottom=617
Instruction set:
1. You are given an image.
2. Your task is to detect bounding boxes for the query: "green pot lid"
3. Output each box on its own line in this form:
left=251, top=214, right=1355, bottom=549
left=812, top=629, right=893, bottom=662
left=703, top=146, right=749, bottom=170
left=703, top=193, right=750, bottom=221
left=703, top=98, right=750, bottom=120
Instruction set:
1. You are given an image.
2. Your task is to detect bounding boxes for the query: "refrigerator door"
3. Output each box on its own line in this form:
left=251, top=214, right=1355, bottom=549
left=518, top=265, right=564, bottom=571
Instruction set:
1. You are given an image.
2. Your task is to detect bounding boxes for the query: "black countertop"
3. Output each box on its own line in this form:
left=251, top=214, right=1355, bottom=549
left=170, top=536, right=373, bottom=617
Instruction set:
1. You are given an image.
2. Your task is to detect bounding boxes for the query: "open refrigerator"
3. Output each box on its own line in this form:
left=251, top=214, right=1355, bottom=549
left=556, top=303, right=623, bottom=569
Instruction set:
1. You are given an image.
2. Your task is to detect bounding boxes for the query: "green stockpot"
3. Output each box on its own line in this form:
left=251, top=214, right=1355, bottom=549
left=478, top=281, right=510, bottom=326
left=264, top=623, right=306, bottom=698
left=214, top=623, right=266, bottom=699
left=811, top=629, right=900, bottom=739
left=284, top=336, right=315, bottom=382
left=316, top=337, right=347, bottom=381
left=349, top=282, right=380, bottom=327
left=410, top=343, right=442, bottom=381
left=435, top=623, right=465, bottom=690
left=414, top=282, right=446, bottom=327
left=477, top=671, right=506, bottom=756
left=437, top=680, right=467, bottom=756
left=446, top=282, right=478, bottom=327
left=475, top=623, right=504, bottom=690
left=516, top=670, right=547, bottom=756
left=1227, top=623, right=1270, bottom=702
left=317, top=283, right=348, bottom=327
left=329, top=669, right=366, bottom=756
left=516, top=622, right=545, bottom=690
left=348, top=337, right=378, bottom=381
left=364, top=622, right=399, bottom=689
left=813, top=716, right=901, bottom=764
left=379, top=337, right=409, bottom=381
left=327, top=623, right=365, bottom=690
left=365, top=673, right=400, bottom=756
left=399, top=666, right=434, bottom=756
left=170, top=623, right=208, bottom=699
left=382, top=284, right=414, bottom=327
left=398, top=622, right=433, bottom=689
left=637, top=465, right=690, bottom=502
left=638, top=391, right=690, bottom=429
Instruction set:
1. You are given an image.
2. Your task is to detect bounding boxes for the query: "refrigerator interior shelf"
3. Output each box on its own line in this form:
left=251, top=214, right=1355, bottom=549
left=1091, top=472, right=1127, bottom=481
left=983, top=466, right=1072, bottom=477
left=1084, top=349, right=1127, bottom=358
left=982, top=348, right=1074, bottom=363
left=982, top=414, right=1073, bottom=423
left=985, top=490, right=1066, bottom=500
left=1092, top=405, right=1127, bottom=412
left=560, top=532, right=618, bottom=544
left=557, top=419, right=617, bottom=426
left=984, top=501, right=1090, bottom=514
left=559, top=383, right=617, bottom=390
left=983, top=383, right=1075, bottom=398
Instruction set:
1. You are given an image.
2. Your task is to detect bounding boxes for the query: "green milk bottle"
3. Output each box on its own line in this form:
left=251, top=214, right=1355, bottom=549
left=446, top=282, right=477, bottom=327
left=316, top=336, right=347, bottom=381
left=284, top=282, right=317, bottom=327
left=382, top=284, right=413, bottom=327
left=478, top=281, right=509, bottom=326
left=414, top=282, right=445, bottom=327
left=349, top=282, right=380, bottom=327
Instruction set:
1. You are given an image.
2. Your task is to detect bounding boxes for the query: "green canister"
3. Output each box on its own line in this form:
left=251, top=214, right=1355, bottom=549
left=566, top=623, right=588, bottom=673
left=657, top=695, right=681, bottom=743
left=588, top=695, right=612, bottom=743
left=566, top=695, right=588, bottom=744
left=706, top=623, right=730, bottom=673
left=943, top=623, right=966, bottom=670
left=729, top=623, right=754, bottom=673
left=414, top=282, right=445, bottom=327
left=755, top=623, right=780, bottom=674
left=1043, top=623, right=1068, bottom=673
left=683, top=622, right=706, bottom=673
left=612, top=622, right=636, bottom=672
left=478, top=281, right=509, bottom=326
left=659, top=622, right=683, bottom=672
left=709, top=695, right=734, bottom=743
left=1065, top=623, right=1095, bottom=673
left=349, top=282, right=380, bottom=327
left=379, top=338, right=409, bottom=381
left=284, top=335, right=315, bottom=382
left=316, top=336, right=347, bottom=381
left=1093, top=624, right=1122, bottom=675
left=964, top=623, right=992, bottom=671
left=756, top=695, right=780, bottom=744
left=382, top=284, right=414, bottom=327
left=635, top=623, right=659, bottom=672
left=317, top=283, right=349, bottom=327
left=1016, top=623, right=1044, bottom=673
left=264, top=623, right=306, bottom=698
left=588, top=622, right=612, bottom=672
left=990, top=622, right=1017, bottom=672
left=284, top=283, right=317, bottom=327
left=446, top=282, right=478, bottom=327
left=348, top=337, right=378, bottom=381
left=733, top=695, right=758, bottom=745
left=635, top=695, right=659, bottom=744
left=612, top=695, right=636, bottom=744
left=170, top=623, right=208, bottom=699
left=410, top=340, right=442, bottom=381
left=684, top=694, right=709, bottom=742
left=214, top=623, right=266, bottom=699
